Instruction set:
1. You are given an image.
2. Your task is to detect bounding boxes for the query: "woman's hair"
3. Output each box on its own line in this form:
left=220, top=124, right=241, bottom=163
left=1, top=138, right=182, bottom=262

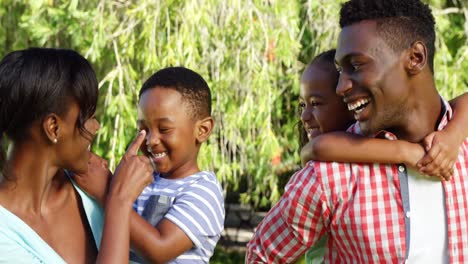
left=0, top=48, right=98, bottom=169
left=298, top=49, right=338, bottom=149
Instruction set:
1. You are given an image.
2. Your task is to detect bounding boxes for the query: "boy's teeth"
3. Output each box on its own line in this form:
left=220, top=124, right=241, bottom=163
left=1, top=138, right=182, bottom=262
left=153, top=152, right=167, bottom=158
left=347, top=98, right=370, bottom=111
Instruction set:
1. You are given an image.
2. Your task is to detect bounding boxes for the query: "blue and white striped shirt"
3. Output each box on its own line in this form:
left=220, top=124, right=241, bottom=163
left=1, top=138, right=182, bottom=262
left=131, top=171, right=225, bottom=263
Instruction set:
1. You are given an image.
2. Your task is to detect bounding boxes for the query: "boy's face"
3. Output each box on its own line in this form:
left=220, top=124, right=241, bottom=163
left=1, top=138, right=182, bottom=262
left=137, top=87, right=199, bottom=179
left=335, top=20, right=409, bottom=135
left=300, top=63, right=354, bottom=141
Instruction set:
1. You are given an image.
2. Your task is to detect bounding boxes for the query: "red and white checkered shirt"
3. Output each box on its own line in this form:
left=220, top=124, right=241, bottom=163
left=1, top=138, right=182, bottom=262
left=246, top=100, right=468, bottom=263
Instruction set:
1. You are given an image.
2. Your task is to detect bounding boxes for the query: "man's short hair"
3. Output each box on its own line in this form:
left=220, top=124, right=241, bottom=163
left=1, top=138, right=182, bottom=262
left=340, top=0, right=436, bottom=72
left=139, top=67, right=211, bottom=120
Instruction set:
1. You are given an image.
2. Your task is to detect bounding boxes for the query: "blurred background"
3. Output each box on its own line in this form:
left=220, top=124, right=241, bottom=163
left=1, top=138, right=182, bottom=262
left=1, top=0, right=466, bottom=262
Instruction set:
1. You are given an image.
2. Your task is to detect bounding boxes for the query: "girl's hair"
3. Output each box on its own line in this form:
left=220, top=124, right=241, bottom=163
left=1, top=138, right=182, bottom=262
left=0, top=48, right=98, bottom=169
left=298, top=49, right=338, bottom=149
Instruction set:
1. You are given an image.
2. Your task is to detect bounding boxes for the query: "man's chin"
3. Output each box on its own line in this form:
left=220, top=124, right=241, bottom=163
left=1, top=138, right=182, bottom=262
left=358, top=120, right=372, bottom=136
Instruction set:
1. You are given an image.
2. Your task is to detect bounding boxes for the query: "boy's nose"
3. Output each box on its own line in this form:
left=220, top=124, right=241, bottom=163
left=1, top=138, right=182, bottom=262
left=145, top=130, right=161, bottom=148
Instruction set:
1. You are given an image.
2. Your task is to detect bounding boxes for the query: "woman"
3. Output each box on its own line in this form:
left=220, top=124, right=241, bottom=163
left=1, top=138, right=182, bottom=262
left=0, top=48, right=153, bottom=263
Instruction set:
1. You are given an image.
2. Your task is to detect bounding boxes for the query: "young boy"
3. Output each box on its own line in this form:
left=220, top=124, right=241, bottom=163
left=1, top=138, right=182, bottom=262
left=130, top=67, right=224, bottom=263
left=297, top=49, right=468, bottom=263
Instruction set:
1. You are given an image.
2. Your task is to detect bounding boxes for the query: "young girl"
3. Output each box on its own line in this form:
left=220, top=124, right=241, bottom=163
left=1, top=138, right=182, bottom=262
left=298, top=49, right=468, bottom=263
left=0, top=48, right=153, bottom=263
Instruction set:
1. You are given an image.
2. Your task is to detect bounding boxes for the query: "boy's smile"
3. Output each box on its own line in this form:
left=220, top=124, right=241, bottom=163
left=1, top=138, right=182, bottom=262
left=137, top=87, right=200, bottom=179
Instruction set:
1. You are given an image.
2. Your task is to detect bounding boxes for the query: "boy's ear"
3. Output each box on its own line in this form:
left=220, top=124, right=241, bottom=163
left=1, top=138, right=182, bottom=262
left=195, top=116, right=214, bottom=144
left=405, top=41, right=427, bottom=75
left=42, top=113, right=60, bottom=144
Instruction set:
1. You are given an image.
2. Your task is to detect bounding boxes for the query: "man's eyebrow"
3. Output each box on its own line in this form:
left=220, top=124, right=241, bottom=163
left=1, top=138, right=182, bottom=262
left=335, top=52, right=367, bottom=64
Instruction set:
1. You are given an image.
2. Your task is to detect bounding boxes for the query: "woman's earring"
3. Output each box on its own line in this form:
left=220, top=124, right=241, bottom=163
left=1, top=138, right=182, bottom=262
left=53, top=138, right=58, bottom=144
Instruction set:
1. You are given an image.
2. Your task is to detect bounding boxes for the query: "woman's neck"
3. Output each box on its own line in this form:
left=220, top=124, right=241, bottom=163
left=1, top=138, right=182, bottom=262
left=0, top=141, right=69, bottom=215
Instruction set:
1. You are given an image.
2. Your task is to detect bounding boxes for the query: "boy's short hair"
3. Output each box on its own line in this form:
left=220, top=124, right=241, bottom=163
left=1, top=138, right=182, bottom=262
left=340, top=0, right=436, bottom=72
left=139, top=67, right=211, bottom=120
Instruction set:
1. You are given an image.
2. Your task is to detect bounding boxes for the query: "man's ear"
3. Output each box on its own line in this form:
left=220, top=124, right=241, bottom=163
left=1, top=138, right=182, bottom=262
left=405, top=41, right=427, bottom=75
left=195, top=117, right=214, bottom=144
left=42, top=113, right=60, bottom=144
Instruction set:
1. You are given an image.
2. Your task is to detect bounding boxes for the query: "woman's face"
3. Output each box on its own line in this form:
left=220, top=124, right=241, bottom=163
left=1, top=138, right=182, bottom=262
left=55, top=101, right=100, bottom=174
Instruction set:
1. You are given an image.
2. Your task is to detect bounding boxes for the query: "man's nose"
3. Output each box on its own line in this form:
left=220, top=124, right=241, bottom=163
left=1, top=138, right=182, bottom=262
left=336, top=72, right=352, bottom=97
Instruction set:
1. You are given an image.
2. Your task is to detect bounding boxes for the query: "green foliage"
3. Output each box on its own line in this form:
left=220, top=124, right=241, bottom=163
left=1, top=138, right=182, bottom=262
left=0, top=0, right=466, bottom=209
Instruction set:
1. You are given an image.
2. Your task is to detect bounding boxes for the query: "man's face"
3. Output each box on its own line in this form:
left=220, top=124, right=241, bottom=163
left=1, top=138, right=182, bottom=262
left=335, top=20, right=410, bottom=136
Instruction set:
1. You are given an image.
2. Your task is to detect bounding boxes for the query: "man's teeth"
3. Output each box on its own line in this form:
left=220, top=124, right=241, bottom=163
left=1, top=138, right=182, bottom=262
left=347, top=98, right=370, bottom=111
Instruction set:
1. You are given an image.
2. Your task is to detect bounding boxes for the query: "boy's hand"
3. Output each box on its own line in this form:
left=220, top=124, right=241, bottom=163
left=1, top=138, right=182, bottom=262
left=417, top=130, right=460, bottom=181
left=74, top=152, right=113, bottom=206
left=109, top=130, right=154, bottom=205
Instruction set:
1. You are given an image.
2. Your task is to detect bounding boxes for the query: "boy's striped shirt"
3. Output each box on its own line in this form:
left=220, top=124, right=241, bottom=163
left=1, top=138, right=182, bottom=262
left=131, top=171, right=225, bottom=263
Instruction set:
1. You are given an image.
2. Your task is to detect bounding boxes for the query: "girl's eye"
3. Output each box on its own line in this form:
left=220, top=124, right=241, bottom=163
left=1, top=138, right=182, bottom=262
left=299, top=102, right=306, bottom=108
left=335, top=66, right=343, bottom=74
left=352, top=64, right=361, bottom=71
left=311, top=101, right=320, bottom=107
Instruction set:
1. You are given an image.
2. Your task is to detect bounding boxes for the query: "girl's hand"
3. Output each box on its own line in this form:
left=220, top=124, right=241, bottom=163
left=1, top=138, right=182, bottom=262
left=417, top=130, right=460, bottom=181
left=300, top=141, right=314, bottom=166
left=74, top=152, right=112, bottom=206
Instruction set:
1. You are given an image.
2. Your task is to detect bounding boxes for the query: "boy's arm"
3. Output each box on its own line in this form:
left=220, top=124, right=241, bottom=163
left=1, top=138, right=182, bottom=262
left=129, top=177, right=223, bottom=263
left=418, top=93, right=468, bottom=177
left=129, top=214, right=193, bottom=263
left=301, top=132, right=424, bottom=167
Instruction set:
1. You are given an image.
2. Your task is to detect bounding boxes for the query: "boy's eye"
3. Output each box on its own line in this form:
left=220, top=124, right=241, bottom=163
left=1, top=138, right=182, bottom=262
left=311, top=101, right=320, bottom=107
left=160, top=128, right=172, bottom=133
left=299, top=102, right=306, bottom=108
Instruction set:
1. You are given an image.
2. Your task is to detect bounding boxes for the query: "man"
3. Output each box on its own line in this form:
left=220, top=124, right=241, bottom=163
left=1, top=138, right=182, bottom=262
left=246, top=0, right=468, bottom=263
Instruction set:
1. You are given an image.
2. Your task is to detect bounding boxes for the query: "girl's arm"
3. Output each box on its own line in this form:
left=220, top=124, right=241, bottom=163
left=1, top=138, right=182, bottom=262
left=301, top=131, right=424, bottom=166
left=300, top=132, right=449, bottom=180
left=417, top=93, right=468, bottom=178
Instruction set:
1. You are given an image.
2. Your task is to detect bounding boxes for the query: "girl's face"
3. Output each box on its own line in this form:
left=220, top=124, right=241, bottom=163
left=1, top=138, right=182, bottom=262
left=299, top=62, right=354, bottom=141
left=55, top=102, right=100, bottom=174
